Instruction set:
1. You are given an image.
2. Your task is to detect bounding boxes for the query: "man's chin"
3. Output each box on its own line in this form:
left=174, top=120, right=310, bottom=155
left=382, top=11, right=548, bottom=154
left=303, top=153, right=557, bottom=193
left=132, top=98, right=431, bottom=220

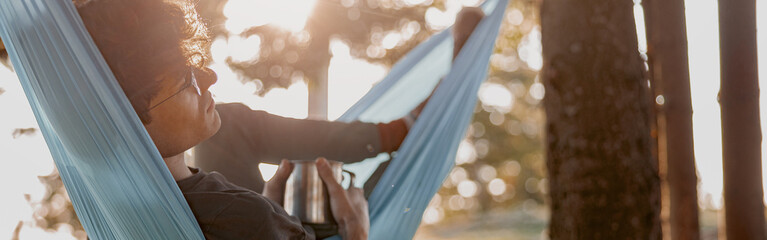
left=204, top=109, right=222, bottom=139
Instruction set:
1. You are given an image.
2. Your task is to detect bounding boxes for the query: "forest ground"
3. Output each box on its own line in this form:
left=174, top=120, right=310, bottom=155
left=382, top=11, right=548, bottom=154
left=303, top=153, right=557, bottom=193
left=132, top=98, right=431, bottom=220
left=414, top=206, right=723, bottom=240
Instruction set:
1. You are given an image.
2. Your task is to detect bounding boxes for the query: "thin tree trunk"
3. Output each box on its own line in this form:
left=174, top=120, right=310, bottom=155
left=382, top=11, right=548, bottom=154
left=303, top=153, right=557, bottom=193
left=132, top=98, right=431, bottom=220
left=307, top=64, right=329, bottom=120
left=641, top=1, right=668, bottom=238
left=541, top=0, right=662, bottom=239
left=642, top=0, right=700, bottom=239
left=306, top=32, right=330, bottom=120
left=718, top=0, right=766, bottom=239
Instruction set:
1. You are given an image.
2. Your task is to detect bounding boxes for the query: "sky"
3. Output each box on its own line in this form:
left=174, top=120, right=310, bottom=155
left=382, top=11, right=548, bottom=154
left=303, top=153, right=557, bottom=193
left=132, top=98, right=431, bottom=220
left=684, top=0, right=728, bottom=209
left=683, top=0, right=767, bottom=209
left=0, top=0, right=765, bottom=238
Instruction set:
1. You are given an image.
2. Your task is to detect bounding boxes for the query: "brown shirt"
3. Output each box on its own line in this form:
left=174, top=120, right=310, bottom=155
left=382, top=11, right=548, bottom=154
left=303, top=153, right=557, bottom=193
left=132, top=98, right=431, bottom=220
left=177, top=168, right=315, bottom=240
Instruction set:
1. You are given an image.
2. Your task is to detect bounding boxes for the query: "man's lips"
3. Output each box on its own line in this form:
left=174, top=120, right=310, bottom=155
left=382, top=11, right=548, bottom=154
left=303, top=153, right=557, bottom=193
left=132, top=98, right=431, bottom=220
left=205, top=94, right=215, bottom=112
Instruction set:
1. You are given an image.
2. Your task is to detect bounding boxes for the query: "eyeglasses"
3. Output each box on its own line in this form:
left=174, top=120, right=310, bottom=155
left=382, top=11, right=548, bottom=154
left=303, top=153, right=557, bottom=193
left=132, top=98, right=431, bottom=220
left=146, top=67, right=202, bottom=111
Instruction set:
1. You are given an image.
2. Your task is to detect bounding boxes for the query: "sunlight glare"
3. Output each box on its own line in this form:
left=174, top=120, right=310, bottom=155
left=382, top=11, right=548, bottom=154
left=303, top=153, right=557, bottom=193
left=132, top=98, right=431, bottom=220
left=457, top=180, right=479, bottom=197
left=478, top=82, right=513, bottom=113
left=224, top=0, right=318, bottom=34
left=529, top=82, right=545, bottom=100
left=425, top=7, right=452, bottom=31
left=404, top=0, right=431, bottom=6
left=0, top=65, right=56, bottom=239
left=450, top=167, right=468, bottom=184
left=424, top=0, right=483, bottom=30
left=757, top=0, right=767, bottom=207
left=208, top=62, right=308, bottom=119
left=685, top=0, right=724, bottom=209
left=382, top=32, right=402, bottom=49
left=488, top=178, right=506, bottom=196
left=328, top=39, right=386, bottom=120
left=422, top=207, right=443, bottom=224
left=455, top=140, right=478, bottom=165
left=259, top=163, right=279, bottom=182
left=517, top=27, right=542, bottom=70
left=228, top=35, right=262, bottom=62
left=633, top=3, right=648, bottom=53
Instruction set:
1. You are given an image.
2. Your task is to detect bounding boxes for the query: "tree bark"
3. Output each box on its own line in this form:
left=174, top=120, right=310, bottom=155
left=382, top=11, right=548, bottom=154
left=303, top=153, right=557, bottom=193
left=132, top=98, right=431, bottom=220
left=718, top=0, right=766, bottom=239
left=642, top=0, right=700, bottom=239
left=640, top=1, right=667, bottom=238
left=541, top=0, right=662, bottom=239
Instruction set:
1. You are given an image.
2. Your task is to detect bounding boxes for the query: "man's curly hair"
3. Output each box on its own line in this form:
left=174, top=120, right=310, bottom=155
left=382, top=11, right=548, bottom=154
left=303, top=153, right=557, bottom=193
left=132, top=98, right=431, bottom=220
left=76, top=0, right=211, bottom=123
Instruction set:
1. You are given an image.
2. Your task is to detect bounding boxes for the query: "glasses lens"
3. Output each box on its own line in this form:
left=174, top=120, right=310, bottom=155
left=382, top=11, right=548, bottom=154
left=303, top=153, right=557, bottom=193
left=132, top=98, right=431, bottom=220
left=190, top=67, right=201, bottom=96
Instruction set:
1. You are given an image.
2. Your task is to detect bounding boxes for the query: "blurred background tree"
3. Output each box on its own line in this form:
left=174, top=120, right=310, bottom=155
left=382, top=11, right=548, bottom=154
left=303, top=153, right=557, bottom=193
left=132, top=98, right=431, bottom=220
left=541, top=0, right=661, bottom=238
left=198, top=0, right=444, bottom=119
left=16, top=0, right=547, bottom=239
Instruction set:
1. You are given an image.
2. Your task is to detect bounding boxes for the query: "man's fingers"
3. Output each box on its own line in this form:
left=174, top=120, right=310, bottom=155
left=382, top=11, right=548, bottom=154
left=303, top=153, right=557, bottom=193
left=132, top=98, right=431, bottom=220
left=347, top=187, right=365, bottom=202
left=271, top=159, right=294, bottom=182
left=316, top=158, right=344, bottom=194
left=348, top=187, right=364, bottom=196
left=263, top=160, right=293, bottom=204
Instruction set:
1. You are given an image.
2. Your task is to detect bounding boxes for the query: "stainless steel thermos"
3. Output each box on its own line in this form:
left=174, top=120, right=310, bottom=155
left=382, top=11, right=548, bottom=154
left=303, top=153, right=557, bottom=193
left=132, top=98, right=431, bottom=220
left=283, top=159, right=354, bottom=224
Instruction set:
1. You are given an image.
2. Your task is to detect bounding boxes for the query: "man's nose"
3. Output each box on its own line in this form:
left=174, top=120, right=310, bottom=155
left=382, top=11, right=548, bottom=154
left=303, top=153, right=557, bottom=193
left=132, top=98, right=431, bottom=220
left=198, top=67, right=218, bottom=91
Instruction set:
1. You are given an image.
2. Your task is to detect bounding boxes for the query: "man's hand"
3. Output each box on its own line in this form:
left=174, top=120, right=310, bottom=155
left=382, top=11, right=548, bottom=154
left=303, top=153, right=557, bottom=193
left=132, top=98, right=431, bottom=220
left=452, top=7, right=485, bottom=60
left=316, top=158, right=370, bottom=240
left=263, top=159, right=293, bottom=205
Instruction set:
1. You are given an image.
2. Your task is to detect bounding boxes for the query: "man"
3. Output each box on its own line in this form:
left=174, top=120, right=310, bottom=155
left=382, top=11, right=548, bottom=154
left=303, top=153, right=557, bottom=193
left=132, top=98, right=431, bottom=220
left=76, top=0, right=366, bottom=238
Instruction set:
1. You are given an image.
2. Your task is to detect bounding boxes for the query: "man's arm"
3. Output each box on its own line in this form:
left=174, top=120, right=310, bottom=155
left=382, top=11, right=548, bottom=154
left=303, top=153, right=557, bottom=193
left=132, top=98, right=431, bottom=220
left=199, top=103, right=384, bottom=164
left=194, top=102, right=391, bottom=192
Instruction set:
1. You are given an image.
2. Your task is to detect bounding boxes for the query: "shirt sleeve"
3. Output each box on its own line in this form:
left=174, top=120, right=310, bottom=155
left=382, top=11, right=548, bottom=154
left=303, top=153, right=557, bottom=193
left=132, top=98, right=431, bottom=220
left=194, top=103, right=384, bottom=192
left=229, top=103, right=382, bottom=163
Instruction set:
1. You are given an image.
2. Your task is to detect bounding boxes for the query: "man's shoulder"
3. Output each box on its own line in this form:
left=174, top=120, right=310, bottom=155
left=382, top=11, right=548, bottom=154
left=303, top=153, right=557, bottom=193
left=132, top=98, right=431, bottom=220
left=178, top=169, right=250, bottom=193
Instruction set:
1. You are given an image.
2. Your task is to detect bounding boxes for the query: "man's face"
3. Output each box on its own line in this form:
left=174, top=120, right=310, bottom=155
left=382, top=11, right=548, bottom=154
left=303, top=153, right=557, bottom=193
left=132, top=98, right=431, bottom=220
left=143, top=67, right=221, bottom=158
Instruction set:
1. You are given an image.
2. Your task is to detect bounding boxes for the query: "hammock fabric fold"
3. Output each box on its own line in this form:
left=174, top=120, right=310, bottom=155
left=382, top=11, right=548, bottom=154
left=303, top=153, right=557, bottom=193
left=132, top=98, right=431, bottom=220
left=338, top=1, right=506, bottom=238
left=0, top=0, right=205, bottom=239
left=0, top=0, right=507, bottom=239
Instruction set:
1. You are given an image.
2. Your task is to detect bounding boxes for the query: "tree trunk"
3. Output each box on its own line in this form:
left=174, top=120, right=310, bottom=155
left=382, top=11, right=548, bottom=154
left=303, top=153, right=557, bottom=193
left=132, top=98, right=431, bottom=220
left=642, top=0, right=700, bottom=239
left=718, top=0, right=766, bottom=239
left=306, top=33, right=330, bottom=120
left=641, top=1, right=667, bottom=238
left=540, top=0, right=662, bottom=239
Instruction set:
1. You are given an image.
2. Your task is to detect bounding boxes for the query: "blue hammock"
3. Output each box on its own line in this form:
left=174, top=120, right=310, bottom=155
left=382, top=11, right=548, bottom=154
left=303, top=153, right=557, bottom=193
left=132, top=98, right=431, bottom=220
left=0, top=0, right=507, bottom=239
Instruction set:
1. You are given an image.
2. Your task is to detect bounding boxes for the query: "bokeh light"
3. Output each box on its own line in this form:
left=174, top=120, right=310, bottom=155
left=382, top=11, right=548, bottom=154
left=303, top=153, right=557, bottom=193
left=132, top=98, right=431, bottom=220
left=488, top=178, right=506, bottom=196
left=457, top=180, right=479, bottom=197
